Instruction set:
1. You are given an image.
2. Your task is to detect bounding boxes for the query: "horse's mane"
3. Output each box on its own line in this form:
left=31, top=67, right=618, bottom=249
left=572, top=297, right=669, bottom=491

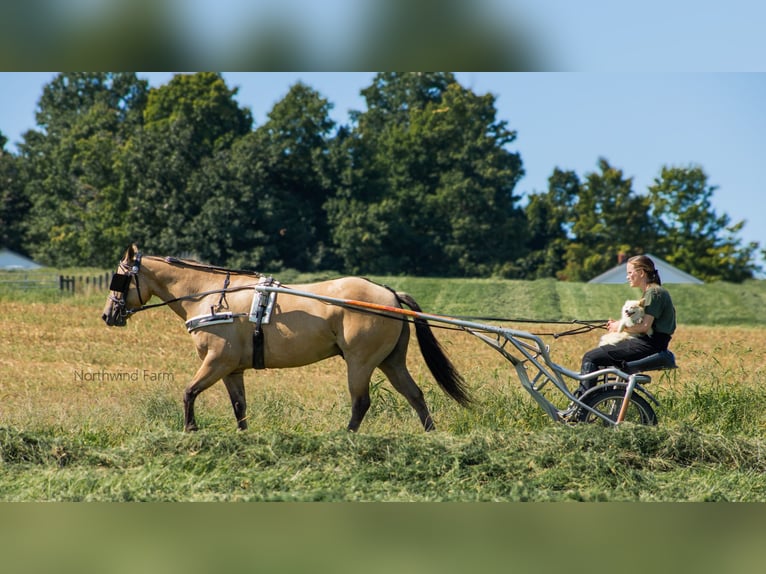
left=160, top=256, right=265, bottom=277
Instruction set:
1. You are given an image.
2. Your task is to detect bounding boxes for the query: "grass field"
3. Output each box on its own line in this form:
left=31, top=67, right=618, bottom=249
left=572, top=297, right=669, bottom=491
left=1, top=275, right=766, bottom=501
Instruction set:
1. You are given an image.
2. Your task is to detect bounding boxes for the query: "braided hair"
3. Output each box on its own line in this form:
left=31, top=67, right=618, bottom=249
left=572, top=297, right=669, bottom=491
left=628, top=255, right=662, bottom=286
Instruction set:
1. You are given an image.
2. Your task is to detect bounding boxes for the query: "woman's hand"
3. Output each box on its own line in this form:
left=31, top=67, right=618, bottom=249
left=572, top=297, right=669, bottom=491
left=606, top=319, right=619, bottom=332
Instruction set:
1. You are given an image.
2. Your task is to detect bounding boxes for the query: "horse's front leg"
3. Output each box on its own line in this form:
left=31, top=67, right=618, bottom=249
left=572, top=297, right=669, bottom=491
left=183, top=358, right=235, bottom=432
left=223, top=371, right=248, bottom=431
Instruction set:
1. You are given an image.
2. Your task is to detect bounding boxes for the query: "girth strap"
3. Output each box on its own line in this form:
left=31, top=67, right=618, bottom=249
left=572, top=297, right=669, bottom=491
left=251, top=277, right=279, bottom=369
left=252, top=330, right=265, bottom=370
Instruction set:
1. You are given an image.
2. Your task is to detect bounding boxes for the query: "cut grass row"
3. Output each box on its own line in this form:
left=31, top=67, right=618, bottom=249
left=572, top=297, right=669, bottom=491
left=1, top=278, right=765, bottom=500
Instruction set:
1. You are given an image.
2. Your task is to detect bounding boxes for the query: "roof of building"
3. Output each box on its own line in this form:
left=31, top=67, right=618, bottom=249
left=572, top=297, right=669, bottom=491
left=588, top=253, right=704, bottom=284
left=0, top=248, right=43, bottom=270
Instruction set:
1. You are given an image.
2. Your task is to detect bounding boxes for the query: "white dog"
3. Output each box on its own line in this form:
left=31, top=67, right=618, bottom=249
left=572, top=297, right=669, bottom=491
left=599, top=298, right=652, bottom=346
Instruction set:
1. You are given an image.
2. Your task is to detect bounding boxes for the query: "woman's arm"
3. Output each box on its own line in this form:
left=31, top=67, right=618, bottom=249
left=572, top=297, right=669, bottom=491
left=624, top=313, right=655, bottom=334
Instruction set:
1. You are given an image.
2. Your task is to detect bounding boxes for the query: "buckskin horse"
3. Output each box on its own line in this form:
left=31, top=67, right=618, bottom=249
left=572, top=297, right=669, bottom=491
left=102, top=244, right=471, bottom=432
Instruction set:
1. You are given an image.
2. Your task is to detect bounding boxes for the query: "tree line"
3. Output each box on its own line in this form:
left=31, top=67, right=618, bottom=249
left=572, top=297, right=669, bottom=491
left=0, top=72, right=761, bottom=282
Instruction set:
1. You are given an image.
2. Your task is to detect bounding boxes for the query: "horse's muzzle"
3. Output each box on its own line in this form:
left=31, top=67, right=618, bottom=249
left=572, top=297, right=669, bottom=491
left=102, top=311, right=128, bottom=327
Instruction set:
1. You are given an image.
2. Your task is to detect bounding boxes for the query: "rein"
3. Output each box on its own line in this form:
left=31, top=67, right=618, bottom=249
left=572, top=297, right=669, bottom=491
left=337, top=308, right=607, bottom=338
left=111, top=254, right=606, bottom=339
left=125, top=284, right=259, bottom=317
left=112, top=254, right=264, bottom=318
left=448, top=316, right=608, bottom=338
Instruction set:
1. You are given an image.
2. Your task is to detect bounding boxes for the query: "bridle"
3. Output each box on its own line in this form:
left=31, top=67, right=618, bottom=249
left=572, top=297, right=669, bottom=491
left=107, top=252, right=144, bottom=325
left=106, top=253, right=260, bottom=325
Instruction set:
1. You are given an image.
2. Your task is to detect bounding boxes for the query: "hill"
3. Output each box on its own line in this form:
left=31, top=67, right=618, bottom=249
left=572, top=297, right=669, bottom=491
left=4, top=269, right=765, bottom=327
left=364, top=276, right=766, bottom=327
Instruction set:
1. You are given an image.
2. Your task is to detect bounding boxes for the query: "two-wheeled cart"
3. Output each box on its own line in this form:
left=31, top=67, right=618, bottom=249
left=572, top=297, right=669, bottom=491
left=256, top=285, right=677, bottom=427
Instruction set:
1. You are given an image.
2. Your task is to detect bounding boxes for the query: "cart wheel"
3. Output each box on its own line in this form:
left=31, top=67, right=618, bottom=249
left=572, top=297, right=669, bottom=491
left=575, top=388, right=657, bottom=426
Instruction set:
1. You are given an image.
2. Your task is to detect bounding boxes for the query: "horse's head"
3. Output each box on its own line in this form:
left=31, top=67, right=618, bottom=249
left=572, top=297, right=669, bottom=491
left=102, top=243, right=150, bottom=327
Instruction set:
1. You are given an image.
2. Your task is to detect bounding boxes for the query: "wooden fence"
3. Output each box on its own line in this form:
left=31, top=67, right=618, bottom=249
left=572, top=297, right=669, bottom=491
left=58, top=273, right=112, bottom=294
left=0, top=272, right=112, bottom=294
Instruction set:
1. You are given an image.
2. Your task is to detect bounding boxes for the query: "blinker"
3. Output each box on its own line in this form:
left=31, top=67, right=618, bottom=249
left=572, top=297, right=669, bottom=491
left=109, top=273, right=132, bottom=294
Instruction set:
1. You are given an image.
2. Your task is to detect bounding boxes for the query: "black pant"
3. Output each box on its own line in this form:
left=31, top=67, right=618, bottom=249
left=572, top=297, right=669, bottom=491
left=580, top=333, right=671, bottom=389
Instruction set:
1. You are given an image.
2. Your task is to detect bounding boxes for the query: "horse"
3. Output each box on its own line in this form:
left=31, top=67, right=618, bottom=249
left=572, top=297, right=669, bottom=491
left=102, top=244, right=471, bottom=432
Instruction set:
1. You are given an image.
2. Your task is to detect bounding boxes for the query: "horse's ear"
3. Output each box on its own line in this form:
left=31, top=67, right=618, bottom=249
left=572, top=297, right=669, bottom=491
left=124, top=243, right=140, bottom=261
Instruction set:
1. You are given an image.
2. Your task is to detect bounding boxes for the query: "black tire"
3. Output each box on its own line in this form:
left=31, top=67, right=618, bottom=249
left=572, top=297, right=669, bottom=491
left=575, top=387, right=657, bottom=426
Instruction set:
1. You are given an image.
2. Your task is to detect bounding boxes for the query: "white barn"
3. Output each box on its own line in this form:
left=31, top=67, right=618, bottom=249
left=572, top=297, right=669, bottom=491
left=589, top=253, right=703, bottom=285
left=0, top=248, right=43, bottom=270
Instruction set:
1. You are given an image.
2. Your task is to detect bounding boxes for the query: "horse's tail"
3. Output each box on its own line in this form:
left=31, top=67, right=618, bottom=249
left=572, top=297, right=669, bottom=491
left=395, top=292, right=472, bottom=407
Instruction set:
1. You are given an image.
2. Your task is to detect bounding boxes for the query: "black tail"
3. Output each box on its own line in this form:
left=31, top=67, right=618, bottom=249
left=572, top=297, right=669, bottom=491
left=395, top=292, right=472, bottom=407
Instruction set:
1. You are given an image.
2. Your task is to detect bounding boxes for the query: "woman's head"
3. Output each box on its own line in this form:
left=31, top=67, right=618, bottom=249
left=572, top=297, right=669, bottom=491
left=627, top=255, right=662, bottom=286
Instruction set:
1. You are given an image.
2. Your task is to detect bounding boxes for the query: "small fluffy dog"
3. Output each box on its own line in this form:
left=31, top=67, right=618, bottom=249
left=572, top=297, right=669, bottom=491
left=599, top=298, right=652, bottom=346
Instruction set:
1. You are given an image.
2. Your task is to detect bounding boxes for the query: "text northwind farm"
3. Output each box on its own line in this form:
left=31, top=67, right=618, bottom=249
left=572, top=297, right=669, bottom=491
left=73, top=369, right=174, bottom=383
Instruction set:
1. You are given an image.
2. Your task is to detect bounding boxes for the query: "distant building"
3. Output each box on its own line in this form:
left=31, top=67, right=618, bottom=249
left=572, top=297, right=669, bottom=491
left=589, top=253, right=703, bottom=284
left=0, top=248, right=43, bottom=270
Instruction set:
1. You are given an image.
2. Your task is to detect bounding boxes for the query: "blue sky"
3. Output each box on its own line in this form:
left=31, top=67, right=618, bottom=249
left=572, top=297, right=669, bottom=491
left=1, top=72, right=764, bottom=271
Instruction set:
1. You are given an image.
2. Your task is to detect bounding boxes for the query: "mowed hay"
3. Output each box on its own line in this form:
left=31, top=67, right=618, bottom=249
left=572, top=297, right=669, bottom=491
left=2, top=298, right=765, bottom=436
left=3, top=298, right=766, bottom=501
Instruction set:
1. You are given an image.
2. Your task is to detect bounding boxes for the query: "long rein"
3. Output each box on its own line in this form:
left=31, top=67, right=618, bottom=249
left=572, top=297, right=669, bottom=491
left=123, top=256, right=266, bottom=318
left=124, top=257, right=607, bottom=338
left=125, top=284, right=260, bottom=317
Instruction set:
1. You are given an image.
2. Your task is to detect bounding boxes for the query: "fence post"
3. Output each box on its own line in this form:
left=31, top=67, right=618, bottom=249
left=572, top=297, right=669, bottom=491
left=56, top=273, right=113, bottom=293
left=59, top=275, right=76, bottom=294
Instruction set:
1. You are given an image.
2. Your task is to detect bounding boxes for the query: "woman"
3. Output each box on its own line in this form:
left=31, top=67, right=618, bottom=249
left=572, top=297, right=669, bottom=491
left=577, top=255, right=676, bottom=394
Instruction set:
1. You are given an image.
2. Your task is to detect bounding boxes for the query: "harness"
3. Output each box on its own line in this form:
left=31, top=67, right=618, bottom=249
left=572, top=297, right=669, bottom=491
left=109, top=254, right=610, bottom=372
left=249, top=276, right=278, bottom=369
left=108, top=253, right=278, bottom=369
left=107, top=252, right=146, bottom=325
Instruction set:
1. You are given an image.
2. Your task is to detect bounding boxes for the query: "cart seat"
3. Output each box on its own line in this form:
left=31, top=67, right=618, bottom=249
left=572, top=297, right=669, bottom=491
left=625, top=349, right=677, bottom=375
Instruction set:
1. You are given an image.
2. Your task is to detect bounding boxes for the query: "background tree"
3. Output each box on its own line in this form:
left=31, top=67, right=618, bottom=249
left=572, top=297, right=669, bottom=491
left=559, top=158, right=654, bottom=281
left=179, top=82, right=339, bottom=271
left=124, top=72, right=252, bottom=257
left=20, top=72, right=149, bottom=266
left=182, top=134, right=279, bottom=269
left=254, top=82, right=338, bottom=270
left=521, top=168, right=580, bottom=279
left=649, top=165, right=761, bottom=282
left=0, top=131, right=30, bottom=253
left=328, top=72, right=525, bottom=276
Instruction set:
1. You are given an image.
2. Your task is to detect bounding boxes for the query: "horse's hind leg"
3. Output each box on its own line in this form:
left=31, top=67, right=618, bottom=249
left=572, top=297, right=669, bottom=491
left=223, top=371, right=247, bottom=431
left=346, top=363, right=374, bottom=432
left=378, top=330, right=435, bottom=431
left=378, top=361, right=435, bottom=431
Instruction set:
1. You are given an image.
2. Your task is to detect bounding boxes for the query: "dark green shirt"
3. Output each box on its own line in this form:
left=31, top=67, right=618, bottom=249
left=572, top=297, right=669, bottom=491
left=644, top=285, right=676, bottom=335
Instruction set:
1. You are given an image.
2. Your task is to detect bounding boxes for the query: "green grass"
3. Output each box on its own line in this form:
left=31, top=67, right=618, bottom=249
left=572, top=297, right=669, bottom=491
left=2, top=273, right=766, bottom=501
left=3, top=376, right=766, bottom=501
left=2, top=422, right=765, bottom=501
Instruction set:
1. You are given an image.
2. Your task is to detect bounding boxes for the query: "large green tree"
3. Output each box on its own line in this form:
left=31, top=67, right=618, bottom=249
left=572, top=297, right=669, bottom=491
left=187, top=82, right=339, bottom=270
left=521, top=168, right=580, bottom=279
left=649, top=165, right=760, bottom=282
left=0, top=131, right=29, bottom=253
left=20, top=72, right=149, bottom=266
left=254, top=82, right=338, bottom=269
left=328, top=72, right=525, bottom=276
left=558, top=158, right=654, bottom=281
left=124, top=72, right=252, bottom=257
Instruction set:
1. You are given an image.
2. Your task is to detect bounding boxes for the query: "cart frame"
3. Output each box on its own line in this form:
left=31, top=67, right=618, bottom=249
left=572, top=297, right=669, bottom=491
left=257, top=285, right=674, bottom=427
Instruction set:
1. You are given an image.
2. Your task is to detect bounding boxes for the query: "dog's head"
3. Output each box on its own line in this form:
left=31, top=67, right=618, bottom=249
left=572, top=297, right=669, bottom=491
left=622, top=298, right=646, bottom=323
